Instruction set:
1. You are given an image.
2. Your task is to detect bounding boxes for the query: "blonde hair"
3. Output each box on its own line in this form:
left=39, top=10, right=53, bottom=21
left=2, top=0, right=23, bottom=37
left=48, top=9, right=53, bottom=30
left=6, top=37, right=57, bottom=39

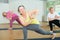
left=49, top=7, right=54, bottom=11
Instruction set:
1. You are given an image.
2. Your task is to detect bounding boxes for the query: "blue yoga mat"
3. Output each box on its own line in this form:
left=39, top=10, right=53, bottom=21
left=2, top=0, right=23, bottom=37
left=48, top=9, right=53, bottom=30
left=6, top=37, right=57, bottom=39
left=15, top=37, right=60, bottom=40
left=0, top=28, right=23, bottom=30
left=0, top=28, right=60, bottom=33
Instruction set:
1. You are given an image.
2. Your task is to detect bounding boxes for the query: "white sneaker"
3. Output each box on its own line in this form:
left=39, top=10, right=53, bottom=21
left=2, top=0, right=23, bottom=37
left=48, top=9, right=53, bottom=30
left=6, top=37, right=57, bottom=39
left=50, top=31, right=53, bottom=33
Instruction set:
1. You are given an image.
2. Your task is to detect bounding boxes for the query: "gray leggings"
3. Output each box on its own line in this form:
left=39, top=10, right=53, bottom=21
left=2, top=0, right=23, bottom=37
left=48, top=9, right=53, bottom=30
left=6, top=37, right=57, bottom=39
left=23, top=24, right=53, bottom=40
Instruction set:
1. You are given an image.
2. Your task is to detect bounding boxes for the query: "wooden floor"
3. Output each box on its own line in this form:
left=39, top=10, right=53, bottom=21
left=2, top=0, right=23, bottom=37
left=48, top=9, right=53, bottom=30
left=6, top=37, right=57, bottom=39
left=0, top=22, right=60, bottom=40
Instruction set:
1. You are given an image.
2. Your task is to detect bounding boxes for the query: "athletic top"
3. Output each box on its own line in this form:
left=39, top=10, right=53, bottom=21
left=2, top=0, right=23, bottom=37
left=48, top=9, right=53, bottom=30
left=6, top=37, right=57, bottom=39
left=30, top=18, right=40, bottom=24
left=47, top=12, right=60, bottom=20
left=6, top=11, right=17, bottom=19
left=20, top=14, right=30, bottom=23
left=24, top=14, right=40, bottom=24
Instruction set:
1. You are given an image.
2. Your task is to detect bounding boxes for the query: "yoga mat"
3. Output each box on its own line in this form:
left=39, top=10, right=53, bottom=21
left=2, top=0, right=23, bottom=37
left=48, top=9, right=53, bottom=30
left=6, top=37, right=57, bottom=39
left=0, top=28, right=23, bottom=30
left=0, top=28, right=60, bottom=33
left=15, top=37, right=60, bottom=40
left=53, top=30, right=60, bottom=33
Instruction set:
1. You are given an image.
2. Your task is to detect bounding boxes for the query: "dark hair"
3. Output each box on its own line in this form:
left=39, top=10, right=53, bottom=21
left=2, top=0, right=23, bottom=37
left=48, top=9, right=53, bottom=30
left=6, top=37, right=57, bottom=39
left=2, top=12, right=7, bottom=17
left=18, top=5, right=25, bottom=12
left=49, top=7, right=54, bottom=11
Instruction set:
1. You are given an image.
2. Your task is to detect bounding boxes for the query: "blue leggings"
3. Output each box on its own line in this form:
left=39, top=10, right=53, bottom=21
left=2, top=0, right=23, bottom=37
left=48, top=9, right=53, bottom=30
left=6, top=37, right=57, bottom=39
left=23, top=24, right=53, bottom=40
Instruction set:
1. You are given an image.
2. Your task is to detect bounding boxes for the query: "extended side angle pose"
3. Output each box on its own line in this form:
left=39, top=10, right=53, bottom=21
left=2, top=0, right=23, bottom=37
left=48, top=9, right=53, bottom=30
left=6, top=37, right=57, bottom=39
left=18, top=5, right=56, bottom=40
left=2, top=11, right=22, bottom=29
left=47, top=7, right=60, bottom=32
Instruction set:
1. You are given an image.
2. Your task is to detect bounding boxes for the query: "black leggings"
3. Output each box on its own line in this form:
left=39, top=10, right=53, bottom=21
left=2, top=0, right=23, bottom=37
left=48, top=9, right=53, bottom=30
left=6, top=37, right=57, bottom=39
left=49, top=19, right=60, bottom=31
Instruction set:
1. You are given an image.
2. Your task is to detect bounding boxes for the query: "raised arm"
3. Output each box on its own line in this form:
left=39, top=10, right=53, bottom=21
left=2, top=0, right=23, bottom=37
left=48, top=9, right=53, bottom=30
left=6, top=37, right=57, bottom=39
left=28, top=9, right=39, bottom=19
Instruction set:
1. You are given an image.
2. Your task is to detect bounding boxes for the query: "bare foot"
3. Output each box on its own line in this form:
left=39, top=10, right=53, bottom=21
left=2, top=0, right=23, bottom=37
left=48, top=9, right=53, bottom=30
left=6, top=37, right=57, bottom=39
left=8, top=28, right=12, bottom=30
left=52, top=33, right=56, bottom=40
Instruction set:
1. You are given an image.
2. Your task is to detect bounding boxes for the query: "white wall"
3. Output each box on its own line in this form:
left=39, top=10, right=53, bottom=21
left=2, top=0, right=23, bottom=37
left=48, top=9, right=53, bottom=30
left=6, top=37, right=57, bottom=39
left=9, top=0, right=45, bottom=21
left=0, top=3, right=9, bottom=24
left=0, top=0, right=46, bottom=24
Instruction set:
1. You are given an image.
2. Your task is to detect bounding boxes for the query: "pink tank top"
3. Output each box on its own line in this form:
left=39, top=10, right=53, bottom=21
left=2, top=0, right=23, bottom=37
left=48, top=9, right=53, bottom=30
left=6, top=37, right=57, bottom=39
left=6, top=11, right=17, bottom=19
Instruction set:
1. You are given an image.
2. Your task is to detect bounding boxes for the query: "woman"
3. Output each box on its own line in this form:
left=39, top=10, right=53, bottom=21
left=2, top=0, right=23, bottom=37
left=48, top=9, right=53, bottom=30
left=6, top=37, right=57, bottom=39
left=18, top=5, right=56, bottom=40
left=47, top=7, right=60, bottom=32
